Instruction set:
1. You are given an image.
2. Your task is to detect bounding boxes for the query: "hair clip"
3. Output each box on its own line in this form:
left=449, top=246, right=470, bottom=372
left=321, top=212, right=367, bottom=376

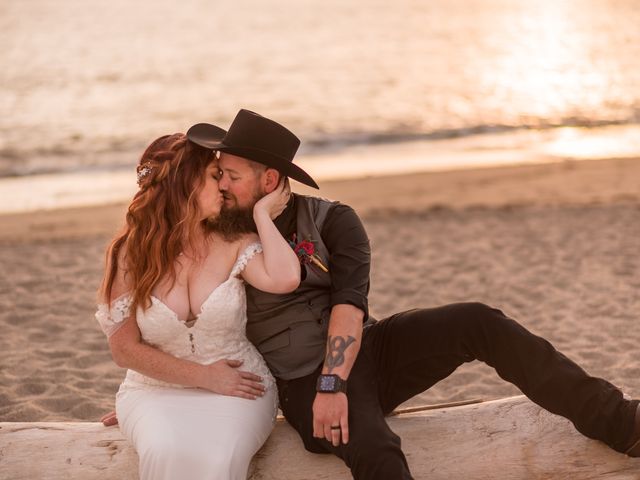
left=136, top=164, right=153, bottom=186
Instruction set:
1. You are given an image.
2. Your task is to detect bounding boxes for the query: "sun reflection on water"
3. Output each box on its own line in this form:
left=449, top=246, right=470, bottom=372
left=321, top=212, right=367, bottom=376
left=479, top=1, right=625, bottom=126
left=542, top=126, right=640, bottom=159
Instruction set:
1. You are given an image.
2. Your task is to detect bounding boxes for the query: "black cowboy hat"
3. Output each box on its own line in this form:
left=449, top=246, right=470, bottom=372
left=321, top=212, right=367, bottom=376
left=187, top=109, right=319, bottom=189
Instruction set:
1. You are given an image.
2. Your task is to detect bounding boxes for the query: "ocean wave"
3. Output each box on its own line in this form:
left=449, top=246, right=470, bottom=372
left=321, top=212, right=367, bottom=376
left=301, top=117, right=640, bottom=153
left=2, top=118, right=639, bottom=178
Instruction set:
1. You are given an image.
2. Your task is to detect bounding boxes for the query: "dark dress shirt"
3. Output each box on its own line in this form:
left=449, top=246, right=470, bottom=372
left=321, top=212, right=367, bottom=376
left=274, top=194, right=371, bottom=321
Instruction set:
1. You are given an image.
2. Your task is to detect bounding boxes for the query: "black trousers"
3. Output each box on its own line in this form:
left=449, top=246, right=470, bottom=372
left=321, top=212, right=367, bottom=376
left=277, top=303, right=638, bottom=480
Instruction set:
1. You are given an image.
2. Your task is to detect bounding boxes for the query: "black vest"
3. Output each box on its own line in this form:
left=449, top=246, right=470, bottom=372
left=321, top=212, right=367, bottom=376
left=245, top=195, right=336, bottom=380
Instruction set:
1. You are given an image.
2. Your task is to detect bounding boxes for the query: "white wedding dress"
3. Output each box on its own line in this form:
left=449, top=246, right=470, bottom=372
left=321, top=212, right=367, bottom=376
left=95, top=243, right=277, bottom=480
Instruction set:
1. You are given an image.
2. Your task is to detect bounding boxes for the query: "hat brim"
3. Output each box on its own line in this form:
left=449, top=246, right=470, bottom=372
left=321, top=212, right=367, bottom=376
left=187, top=123, right=227, bottom=148
left=216, top=145, right=318, bottom=189
left=187, top=122, right=319, bottom=189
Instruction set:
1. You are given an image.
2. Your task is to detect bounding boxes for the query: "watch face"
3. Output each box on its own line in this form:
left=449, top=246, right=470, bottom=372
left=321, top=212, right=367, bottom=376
left=319, top=376, right=337, bottom=391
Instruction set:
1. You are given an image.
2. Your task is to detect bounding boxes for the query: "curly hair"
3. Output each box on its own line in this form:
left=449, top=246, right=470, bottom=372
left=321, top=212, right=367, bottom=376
left=100, top=133, right=215, bottom=311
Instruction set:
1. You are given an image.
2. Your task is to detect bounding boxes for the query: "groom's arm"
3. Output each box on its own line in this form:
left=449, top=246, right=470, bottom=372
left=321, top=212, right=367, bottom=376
left=313, top=304, right=363, bottom=446
left=312, top=204, right=370, bottom=447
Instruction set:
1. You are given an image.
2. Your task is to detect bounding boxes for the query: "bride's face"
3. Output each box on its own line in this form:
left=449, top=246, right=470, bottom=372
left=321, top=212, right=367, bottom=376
left=196, top=162, right=224, bottom=220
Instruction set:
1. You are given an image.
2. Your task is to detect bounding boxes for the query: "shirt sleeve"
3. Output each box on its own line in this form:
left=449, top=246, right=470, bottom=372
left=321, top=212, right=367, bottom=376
left=321, top=204, right=371, bottom=320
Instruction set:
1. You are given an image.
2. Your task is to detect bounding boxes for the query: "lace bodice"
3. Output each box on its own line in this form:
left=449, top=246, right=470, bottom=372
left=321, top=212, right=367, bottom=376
left=96, top=243, right=274, bottom=390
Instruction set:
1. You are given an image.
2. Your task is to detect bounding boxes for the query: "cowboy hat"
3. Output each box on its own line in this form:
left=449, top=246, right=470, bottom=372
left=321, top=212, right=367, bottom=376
left=187, top=109, right=318, bottom=189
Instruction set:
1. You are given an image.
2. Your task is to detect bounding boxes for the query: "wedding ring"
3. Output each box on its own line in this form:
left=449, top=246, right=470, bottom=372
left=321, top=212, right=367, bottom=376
left=330, top=425, right=341, bottom=430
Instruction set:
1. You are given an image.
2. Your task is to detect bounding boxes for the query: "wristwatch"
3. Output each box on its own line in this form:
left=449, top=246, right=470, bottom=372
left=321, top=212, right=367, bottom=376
left=316, top=374, right=348, bottom=394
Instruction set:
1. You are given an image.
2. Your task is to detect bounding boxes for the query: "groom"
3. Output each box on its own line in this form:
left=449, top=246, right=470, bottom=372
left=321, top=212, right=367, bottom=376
left=189, top=109, right=640, bottom=479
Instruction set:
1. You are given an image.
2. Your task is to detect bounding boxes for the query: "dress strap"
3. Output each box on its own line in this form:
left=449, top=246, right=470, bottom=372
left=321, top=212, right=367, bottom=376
left=95, top=292, right=133, bottom=338
left=230, top=242, right=263, bottom=277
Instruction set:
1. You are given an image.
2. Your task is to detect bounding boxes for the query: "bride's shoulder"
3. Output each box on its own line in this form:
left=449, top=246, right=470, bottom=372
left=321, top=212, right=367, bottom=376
left=101, top=249, right=132, bottom=303
left=237, top=233, right=261, bottom=252
left=228, top=234, right=263, bottom=276
left=235, top=234, right=262, bottom=260
left=208, top=231, right=257, bottom=249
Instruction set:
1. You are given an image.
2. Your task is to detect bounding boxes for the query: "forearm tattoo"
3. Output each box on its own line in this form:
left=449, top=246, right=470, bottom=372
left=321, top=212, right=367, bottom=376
left=325, top=335, right=356, bottom=373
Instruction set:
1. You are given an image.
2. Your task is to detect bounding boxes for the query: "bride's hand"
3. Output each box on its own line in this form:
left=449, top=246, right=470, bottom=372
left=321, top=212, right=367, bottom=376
left=253, top=178, right=291, bottom=220
left=100, top=410, right=118, bottom=427
left=199, top=359, right=266, bottom=399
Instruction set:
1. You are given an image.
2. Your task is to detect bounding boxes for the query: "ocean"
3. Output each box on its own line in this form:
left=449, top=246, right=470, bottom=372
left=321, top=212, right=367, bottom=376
left=1, top=0, right=640, bottom=209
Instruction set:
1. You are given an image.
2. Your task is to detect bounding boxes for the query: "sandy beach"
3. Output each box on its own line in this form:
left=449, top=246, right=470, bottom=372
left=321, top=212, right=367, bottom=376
left=0, top=157, right=639, bottom=421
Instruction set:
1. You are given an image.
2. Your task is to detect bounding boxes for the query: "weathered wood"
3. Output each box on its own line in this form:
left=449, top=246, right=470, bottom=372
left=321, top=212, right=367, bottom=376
left=1, top=396, right=638, bottom=479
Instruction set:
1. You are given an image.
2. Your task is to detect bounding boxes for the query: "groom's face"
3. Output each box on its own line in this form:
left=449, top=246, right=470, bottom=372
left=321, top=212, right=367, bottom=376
left=217, top=152, right=266, bottom=210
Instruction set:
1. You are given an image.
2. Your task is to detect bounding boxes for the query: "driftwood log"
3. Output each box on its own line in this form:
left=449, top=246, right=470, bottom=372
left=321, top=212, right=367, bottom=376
left=1, top=396, right=638, bottom=479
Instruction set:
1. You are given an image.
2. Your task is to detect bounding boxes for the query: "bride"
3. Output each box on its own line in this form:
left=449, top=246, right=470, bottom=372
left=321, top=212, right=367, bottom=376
left=95, top=131, right=300, bottom=480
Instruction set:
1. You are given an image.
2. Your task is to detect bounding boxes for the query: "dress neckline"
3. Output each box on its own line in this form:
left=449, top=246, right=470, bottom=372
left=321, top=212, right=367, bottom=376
left=148, top=242, right=259, bottom=326
left=108, top=242, right=261, bottom=329
left=150, top=274, right=240, bottom=328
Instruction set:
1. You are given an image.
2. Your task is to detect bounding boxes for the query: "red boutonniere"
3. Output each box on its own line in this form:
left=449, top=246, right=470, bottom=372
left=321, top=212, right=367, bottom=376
left=289, top=234, right=329, bottom=273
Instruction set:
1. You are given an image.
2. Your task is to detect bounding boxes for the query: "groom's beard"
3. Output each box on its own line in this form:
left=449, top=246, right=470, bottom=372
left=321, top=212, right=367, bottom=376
left=206, top=204, right=258, bottom=240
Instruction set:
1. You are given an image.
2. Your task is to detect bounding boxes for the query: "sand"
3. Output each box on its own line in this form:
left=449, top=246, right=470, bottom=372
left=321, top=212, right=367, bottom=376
left=1, top=157, right=639, bottom=421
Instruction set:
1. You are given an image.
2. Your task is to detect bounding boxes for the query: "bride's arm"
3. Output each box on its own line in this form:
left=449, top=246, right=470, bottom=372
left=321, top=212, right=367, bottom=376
left=241, top=179, right=301, bottom=293
left=107, top=310, right=265, bottom=400
left=108, top=315, right=206, bottom=386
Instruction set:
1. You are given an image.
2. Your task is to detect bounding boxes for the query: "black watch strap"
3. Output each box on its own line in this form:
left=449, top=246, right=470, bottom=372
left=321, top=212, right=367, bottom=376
left=316, top=374, right=347, bottom=394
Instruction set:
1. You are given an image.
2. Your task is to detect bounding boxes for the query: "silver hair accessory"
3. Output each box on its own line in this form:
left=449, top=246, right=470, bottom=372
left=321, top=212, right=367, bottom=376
left=136, top=164, right=153, bottom=186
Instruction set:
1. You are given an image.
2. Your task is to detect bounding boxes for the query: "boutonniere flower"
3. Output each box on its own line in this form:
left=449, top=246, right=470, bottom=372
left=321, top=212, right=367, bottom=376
left=289, top=233, right=329, bottom=273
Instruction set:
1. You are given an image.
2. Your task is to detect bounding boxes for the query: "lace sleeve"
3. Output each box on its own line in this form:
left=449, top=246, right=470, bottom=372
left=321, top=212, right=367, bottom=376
left=95, top=293, right=133, bottom=338
left=230, top=242, right=263, bottom=277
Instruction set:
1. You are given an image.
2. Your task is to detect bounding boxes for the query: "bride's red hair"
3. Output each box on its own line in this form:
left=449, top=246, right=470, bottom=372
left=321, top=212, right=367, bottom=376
left=100, top=133, right=215, bottom=311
